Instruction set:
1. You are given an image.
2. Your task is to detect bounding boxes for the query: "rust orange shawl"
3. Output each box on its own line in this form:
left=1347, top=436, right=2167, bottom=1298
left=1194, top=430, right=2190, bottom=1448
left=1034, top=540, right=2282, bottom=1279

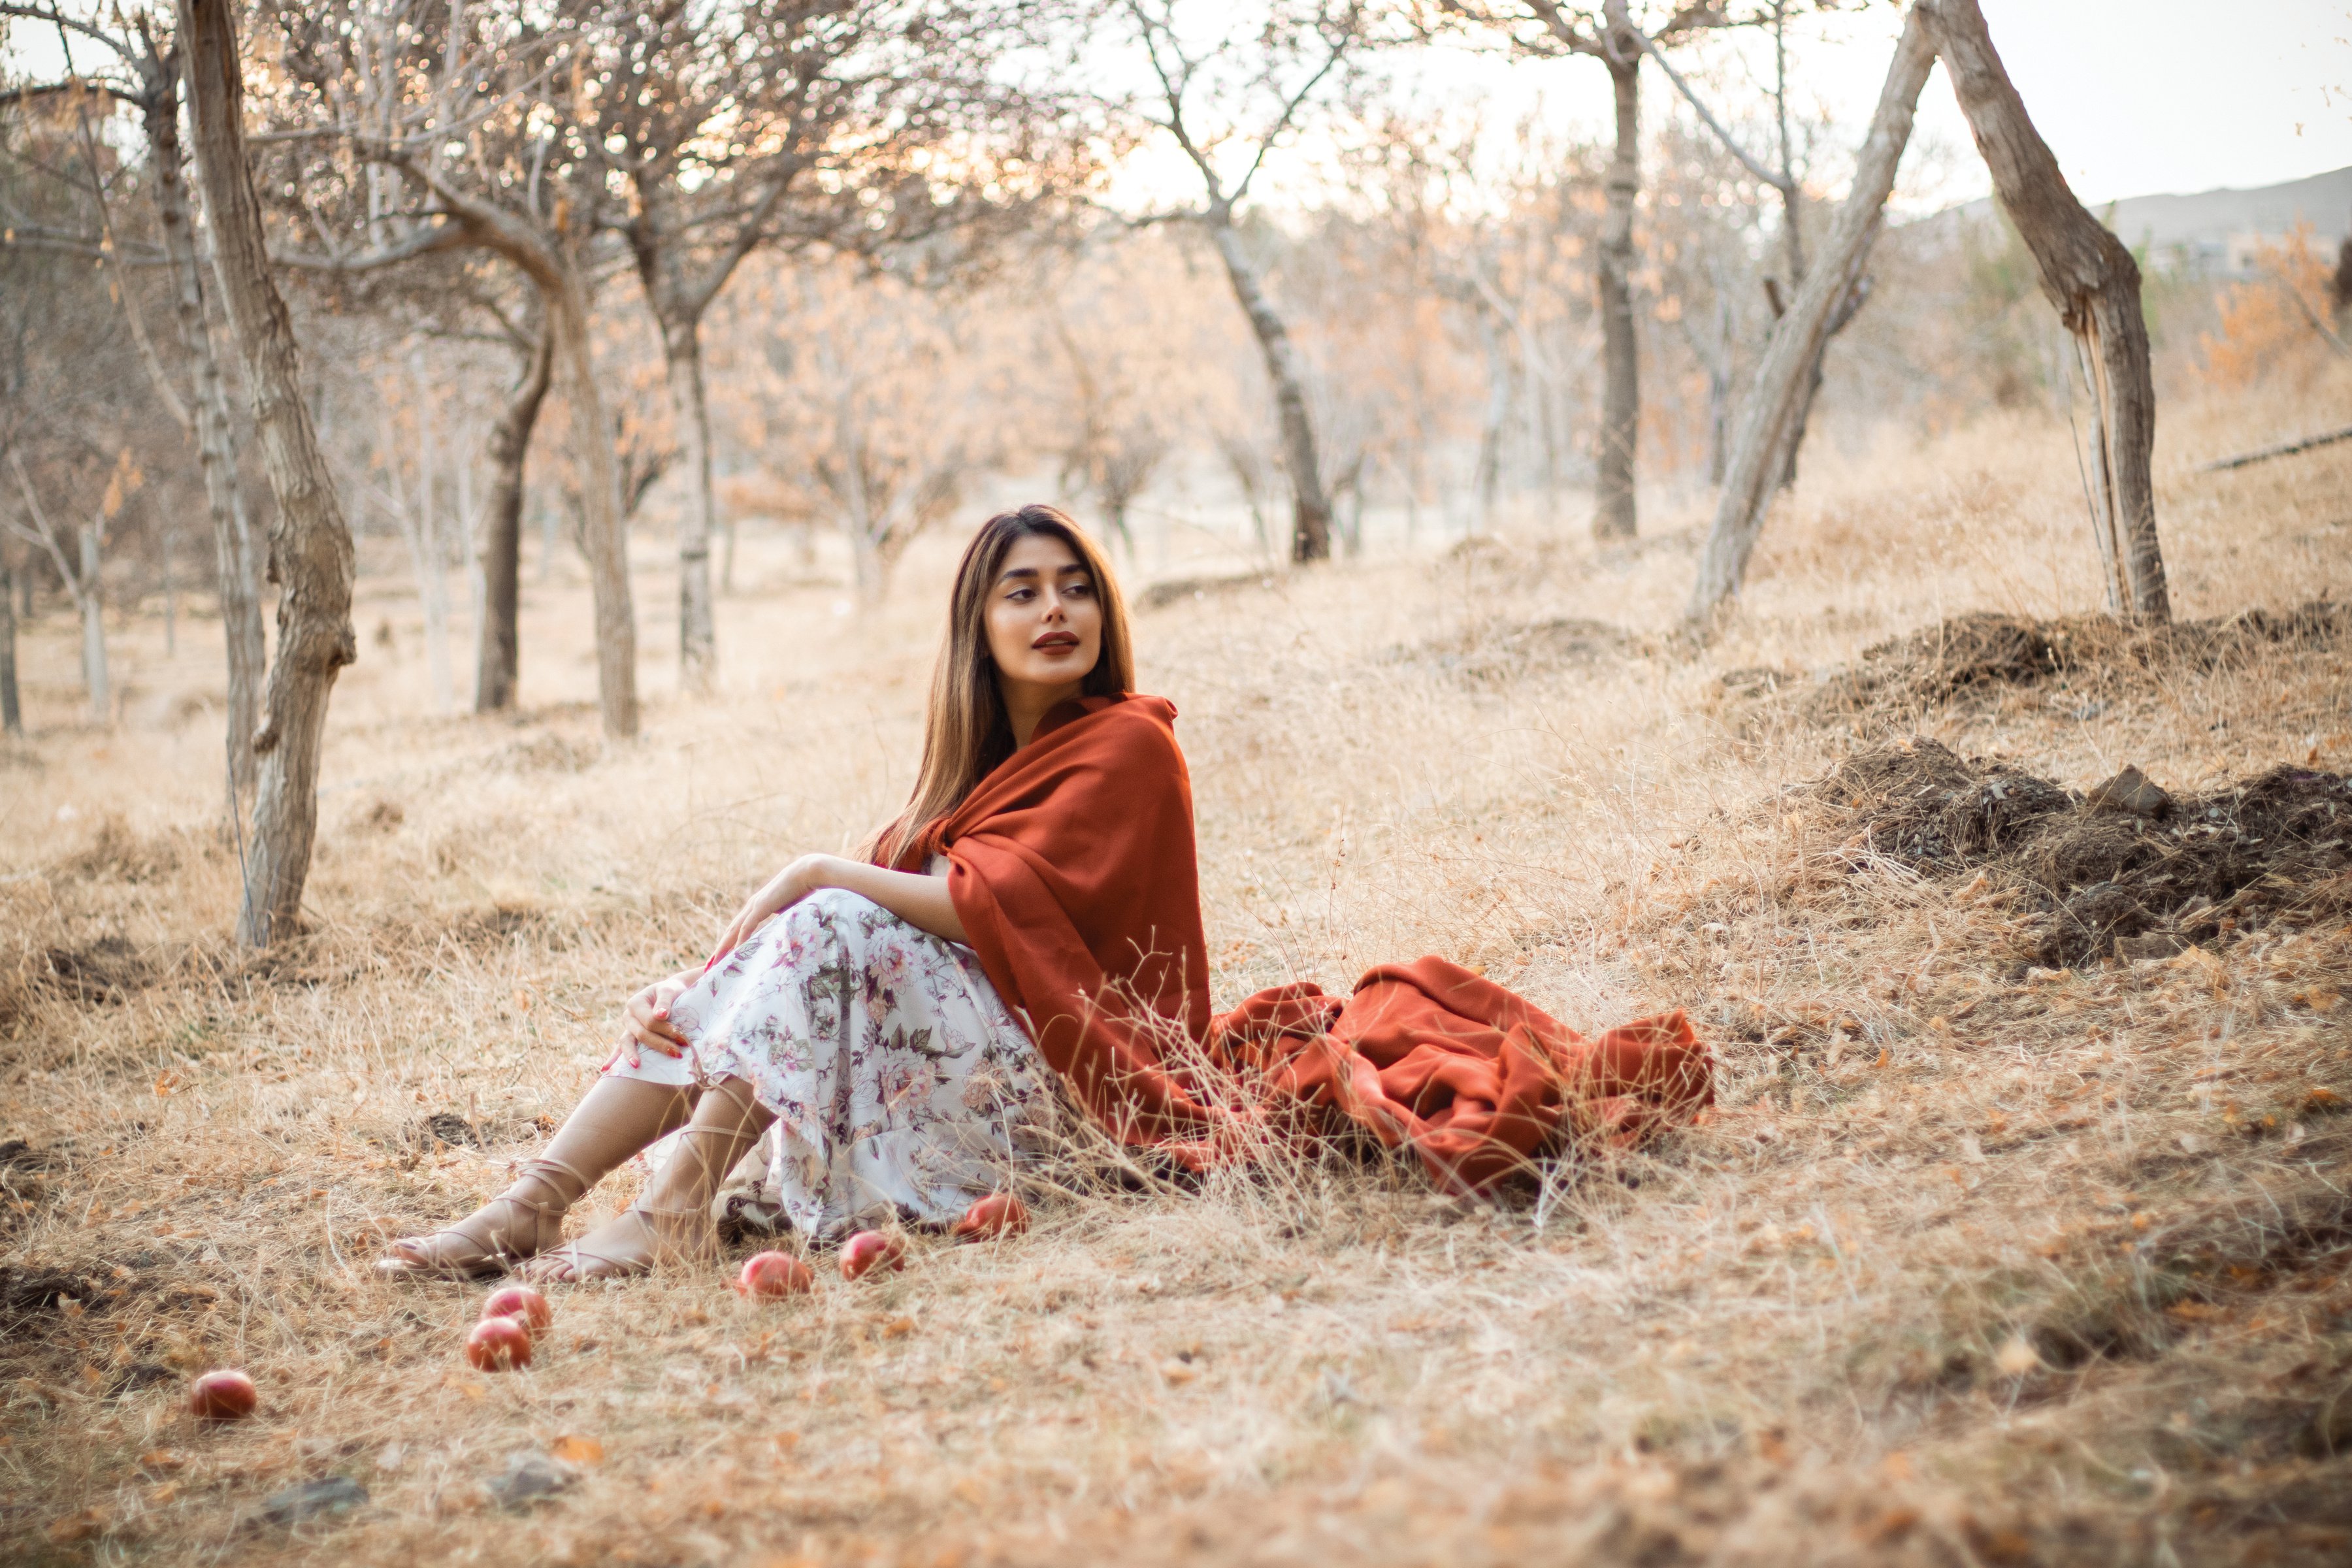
left=917, top=693, right=1712, bottom=1190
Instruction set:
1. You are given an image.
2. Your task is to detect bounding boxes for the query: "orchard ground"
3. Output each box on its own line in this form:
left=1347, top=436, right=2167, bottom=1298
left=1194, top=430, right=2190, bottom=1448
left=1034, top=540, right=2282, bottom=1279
left=5, top=374, right=2352, bottom=1565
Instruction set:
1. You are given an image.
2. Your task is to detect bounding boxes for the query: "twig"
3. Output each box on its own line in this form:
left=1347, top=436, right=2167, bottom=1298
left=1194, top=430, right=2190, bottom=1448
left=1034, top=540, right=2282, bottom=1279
left=2195, top=423, right=2352, bottom=474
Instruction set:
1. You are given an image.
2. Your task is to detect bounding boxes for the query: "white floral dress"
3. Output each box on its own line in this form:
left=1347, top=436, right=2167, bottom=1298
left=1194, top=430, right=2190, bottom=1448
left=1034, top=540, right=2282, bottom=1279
left=605, top=887, right=1054, bottom=1239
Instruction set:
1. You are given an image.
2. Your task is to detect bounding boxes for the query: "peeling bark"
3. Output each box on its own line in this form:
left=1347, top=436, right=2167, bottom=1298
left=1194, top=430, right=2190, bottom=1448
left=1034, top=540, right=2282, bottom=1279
left=144, top=42, right=267, bottom=796
left=178, top=0, right=357, bottom=946
left=1920, top=0, right=2168, bottom=621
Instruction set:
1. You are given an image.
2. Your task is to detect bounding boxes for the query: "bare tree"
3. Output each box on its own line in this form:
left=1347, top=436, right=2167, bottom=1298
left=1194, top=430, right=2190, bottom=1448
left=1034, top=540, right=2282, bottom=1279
left=1625, top=0, right=1863, bottom=487
left=178, top=0, right=359, bottom=945
left=1436, top=2, right=1720, bottom=544
left=6, top=447, right=116, bottom=721
left=269, top=0, right=641, bottom=738
left=0, top=542, right=18, bottom=737
left=589, top=0, right=1008, bottom=692
left=1051, top=317, right=1167, bottom=558
left=474, top=297, right=552, bottom=711
left=1918, top=0, right=2168, bottom=621
left=1687, top=3, right=1932, bottom=621
left=1, top=2, right=269, bottom=793
left=740, top=259, right=992, bottom=601
left=1108, top=0, right=1364, bottom=563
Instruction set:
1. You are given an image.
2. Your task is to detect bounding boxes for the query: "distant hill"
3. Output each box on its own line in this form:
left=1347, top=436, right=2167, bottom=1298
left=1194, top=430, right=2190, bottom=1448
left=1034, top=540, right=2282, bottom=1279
left=1925, top=165, right=2352, bottom=272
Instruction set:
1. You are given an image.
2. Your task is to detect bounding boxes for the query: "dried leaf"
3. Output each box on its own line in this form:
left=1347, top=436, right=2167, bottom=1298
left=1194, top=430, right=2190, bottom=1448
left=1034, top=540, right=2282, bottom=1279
left=548, top=1435, right=603, bottom=1467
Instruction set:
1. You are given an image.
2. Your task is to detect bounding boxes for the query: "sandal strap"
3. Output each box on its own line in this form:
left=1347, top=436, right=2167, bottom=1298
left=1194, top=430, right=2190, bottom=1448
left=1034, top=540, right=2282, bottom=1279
left=532, top=1207, right=700, bottom=1281
left=502, top=1154, right=593, bottom=1212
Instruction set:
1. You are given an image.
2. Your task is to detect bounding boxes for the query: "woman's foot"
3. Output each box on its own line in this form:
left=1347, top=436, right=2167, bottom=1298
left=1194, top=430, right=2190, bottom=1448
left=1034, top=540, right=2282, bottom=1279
left=519, top=1204, right=713, bottom=1282
left=377, top=1156, right=586, bottom=1280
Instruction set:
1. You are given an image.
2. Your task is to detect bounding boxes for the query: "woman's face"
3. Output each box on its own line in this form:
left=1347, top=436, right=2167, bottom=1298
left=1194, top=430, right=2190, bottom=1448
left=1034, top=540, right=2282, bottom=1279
left=983, top=531, right=1102, bottom=699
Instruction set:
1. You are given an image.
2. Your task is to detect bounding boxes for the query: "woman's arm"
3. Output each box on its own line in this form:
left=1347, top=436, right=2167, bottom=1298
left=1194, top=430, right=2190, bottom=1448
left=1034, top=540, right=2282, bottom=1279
left=708, top=853, right=964, bottom=962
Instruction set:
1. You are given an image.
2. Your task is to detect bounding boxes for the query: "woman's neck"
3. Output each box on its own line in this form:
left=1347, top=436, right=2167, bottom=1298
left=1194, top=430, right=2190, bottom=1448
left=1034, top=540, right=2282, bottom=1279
left=1001, top=678, right=1086, bottom=749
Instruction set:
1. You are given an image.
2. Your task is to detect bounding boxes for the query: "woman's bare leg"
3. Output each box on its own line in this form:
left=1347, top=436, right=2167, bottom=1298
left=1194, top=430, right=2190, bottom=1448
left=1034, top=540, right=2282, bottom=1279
left=380, top=1077, right=698, bottom=1277
left=523, top=1076, right=777, bottom=1282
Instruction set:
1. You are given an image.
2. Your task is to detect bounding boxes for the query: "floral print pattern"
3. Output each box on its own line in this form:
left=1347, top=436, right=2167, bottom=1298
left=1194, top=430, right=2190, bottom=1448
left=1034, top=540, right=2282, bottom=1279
left=657, top=889, right=1053, bottom=1239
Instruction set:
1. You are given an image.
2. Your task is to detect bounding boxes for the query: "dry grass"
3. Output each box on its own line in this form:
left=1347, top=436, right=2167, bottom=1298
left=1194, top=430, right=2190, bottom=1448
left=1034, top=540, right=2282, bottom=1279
left=5, top=372, right=2352, bottom=1565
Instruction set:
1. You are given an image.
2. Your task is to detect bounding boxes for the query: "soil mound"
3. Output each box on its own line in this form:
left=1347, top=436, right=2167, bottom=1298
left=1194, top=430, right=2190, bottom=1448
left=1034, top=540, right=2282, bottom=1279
left=1396, top=615, right=1657, bottom=685
left=1792, top=602, right=2346, bottom=724
left=1801, top=738, right=2352, bottom=965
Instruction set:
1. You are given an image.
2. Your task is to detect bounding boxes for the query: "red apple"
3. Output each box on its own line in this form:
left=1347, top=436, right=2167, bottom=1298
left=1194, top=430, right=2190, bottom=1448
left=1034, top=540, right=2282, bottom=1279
left=465, top=1315, right=534, bottom=1372
left=839, top=1231, right=906, bottom=1281
left=951, top=1193, right=1030, bottom=1242
left=480, top=1285, right=552, bottom=1331
left=735, top=1250, right=813, bottom=1299
left=188, top=1369, right=258, bottom=1422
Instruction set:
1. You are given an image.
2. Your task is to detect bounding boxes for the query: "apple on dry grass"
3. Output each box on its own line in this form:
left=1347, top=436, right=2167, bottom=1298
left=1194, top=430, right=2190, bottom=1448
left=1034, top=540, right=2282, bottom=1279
left=951, top=1192, right=1030, bottom=1241
left=480, top=1284, right=553, bottom=1331
left=735, top=1250, right=814, bottom=1299
left=188, top=1369, right=257, bottom=1422
left=839, top=1230, right=907, bottom=1281
left=465, top=1315, right=534, bottom=1372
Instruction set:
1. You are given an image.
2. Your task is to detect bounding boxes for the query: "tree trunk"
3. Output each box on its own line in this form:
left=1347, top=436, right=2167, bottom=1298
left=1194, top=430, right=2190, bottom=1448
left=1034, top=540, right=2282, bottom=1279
left=160, top=503, right=177, bottom=655
left=78, top=522, right=109, bottom=723
left=400, top=361, right=453, bottom=713
left=1473, top=304, right=1508, bottom=534
left=550, top=263, right=640, bottom=738
left=660, top=318, right=719, bottom=691
left=476, top=313, right=552, bottom=711
left=1592, top=47, right=1641, bottom=544
left=1920, top=0, right=2169, bottom=621
left=1703, top=291, right=1733, bottom=485
left=178, top=0, right=358, bottom=947
left=1688, top=7, right=1934, bottom=623
left=144, top=63, right=265, bottom=798
left=1772, top=274, right=1872, bottom=489
left=1207, top=217, right=1332, bottom=563
left=0, top=553, right=18, bottom=736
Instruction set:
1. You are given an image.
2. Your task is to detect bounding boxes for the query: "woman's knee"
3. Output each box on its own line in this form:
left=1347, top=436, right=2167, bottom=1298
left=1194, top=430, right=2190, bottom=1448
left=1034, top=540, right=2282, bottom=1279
left=781, top=887, right=879, bottom=944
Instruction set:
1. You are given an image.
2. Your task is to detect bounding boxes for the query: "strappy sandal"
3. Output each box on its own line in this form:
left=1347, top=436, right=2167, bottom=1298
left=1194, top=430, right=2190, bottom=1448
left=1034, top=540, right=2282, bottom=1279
left=521, top=1202, right=710, bottom=1283
left=376, top=1154, right=592, bottom=1281
left=523, top=1120, right=751, bottom=1282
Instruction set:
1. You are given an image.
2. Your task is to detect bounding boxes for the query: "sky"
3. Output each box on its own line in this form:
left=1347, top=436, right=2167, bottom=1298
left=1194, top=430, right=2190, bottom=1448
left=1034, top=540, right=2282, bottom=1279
left=5, top=3, right=2349, bottom=214
left=1767, top=0, right=2352, bottom=208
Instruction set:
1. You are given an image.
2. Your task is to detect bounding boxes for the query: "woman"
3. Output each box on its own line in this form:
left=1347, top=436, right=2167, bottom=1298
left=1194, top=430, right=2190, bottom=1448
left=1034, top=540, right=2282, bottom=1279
left=382, top=503, right=1173, bottom=1281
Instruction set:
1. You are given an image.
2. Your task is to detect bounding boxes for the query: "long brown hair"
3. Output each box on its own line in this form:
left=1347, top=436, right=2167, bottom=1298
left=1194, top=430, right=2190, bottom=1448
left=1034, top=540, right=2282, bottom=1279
left=866, top=504, right=1135, bottom=868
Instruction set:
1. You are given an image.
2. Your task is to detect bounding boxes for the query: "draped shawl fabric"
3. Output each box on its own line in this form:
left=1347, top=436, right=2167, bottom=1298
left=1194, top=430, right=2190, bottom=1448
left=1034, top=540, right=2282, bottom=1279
left=917, top=694, right=1712, bottom=1192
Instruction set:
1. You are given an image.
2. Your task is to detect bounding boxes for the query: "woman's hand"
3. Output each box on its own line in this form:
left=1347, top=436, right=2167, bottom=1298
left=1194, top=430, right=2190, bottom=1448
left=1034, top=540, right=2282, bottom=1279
left=708, top=853, right=839, bottom=966
left=617, top=969, right=699, bottom=1068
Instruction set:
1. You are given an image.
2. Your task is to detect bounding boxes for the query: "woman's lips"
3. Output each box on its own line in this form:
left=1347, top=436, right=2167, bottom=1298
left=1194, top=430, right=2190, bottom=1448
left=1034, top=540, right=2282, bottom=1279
left=1032, top=633, right=1080, bottom=651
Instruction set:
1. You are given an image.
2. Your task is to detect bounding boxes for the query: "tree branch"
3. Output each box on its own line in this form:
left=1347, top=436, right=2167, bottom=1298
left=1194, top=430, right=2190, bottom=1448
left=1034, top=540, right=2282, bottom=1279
left=1623, top=15, right=1792, bottom=194
left=0, top=1, right=137, bottom=66
left=2271, top=265, right=2352, bottom=359
left=1228, top=23, right=1354, bottom=208
left=269, top=218, right=470, bottom=272
left=5, top=449, right=85, bottom=604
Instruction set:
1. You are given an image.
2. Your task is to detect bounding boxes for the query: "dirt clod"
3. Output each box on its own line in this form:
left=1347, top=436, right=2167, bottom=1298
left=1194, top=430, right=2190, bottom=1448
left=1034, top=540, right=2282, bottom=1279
left=1802, top=738, right=2352, bottom=964
left=1790, top=602, right=2349, bottom=726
